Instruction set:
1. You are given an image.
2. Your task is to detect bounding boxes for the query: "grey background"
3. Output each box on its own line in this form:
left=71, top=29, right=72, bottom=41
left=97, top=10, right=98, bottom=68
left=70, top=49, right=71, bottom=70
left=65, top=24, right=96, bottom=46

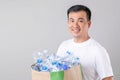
left=0, top=0, right=119, bottom=80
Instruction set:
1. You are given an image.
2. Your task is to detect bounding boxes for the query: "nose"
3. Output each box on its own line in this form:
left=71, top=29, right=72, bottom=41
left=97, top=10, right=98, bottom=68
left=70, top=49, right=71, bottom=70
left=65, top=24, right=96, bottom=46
left=73, top=22, right=79, bottom=28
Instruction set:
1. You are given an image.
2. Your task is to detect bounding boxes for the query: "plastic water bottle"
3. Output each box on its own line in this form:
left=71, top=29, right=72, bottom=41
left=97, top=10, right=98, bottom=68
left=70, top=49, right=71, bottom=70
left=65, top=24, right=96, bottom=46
left=72, top=57, right=80, bottom=66
left=32, top=50, right=80, bottom=72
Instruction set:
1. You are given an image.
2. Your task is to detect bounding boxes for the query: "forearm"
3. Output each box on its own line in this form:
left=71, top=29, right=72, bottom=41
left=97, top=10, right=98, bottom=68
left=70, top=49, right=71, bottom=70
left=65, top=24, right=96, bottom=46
left=102, top=76, right=114, bottom=80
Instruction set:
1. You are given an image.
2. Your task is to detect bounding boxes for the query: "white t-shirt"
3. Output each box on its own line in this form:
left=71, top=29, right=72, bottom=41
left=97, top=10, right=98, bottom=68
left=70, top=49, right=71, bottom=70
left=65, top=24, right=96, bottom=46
left=57, top=38, right=113, bottom=80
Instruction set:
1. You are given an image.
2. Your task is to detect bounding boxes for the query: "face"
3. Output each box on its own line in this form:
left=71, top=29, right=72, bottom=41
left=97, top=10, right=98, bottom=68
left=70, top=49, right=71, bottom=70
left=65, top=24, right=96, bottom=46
left=68, top=11, right=91, bottom=42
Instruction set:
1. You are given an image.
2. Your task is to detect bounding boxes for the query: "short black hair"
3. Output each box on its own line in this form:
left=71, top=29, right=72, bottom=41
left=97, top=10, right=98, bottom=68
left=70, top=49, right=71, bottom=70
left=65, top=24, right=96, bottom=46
left=67, top=5, right=91, bottom=21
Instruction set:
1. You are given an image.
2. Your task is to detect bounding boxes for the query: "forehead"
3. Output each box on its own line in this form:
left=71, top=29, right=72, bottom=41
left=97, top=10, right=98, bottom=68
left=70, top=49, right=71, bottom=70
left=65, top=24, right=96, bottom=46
left=68, top=11, right=87, bottom=19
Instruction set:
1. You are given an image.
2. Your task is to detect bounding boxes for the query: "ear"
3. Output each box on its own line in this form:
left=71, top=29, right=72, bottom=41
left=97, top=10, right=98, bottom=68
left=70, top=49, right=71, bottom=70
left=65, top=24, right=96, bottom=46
left=88, top=20, right=91, bottom=28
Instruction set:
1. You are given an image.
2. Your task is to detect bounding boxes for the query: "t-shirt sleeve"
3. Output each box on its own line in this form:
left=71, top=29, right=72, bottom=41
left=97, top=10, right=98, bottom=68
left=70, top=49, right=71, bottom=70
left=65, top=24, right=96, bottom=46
left=95, top=47, right=113, bottom=79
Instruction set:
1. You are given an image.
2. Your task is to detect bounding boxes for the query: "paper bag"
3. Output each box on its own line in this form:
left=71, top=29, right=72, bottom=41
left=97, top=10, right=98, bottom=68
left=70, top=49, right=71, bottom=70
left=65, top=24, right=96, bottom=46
left=31, top=64, right=83, bottom=80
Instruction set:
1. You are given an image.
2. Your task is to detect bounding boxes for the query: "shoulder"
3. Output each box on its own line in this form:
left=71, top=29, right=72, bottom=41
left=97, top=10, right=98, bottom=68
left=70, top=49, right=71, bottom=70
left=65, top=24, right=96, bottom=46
left=90, top=39, right=106, bottom=51
left=89, top=39, right=108, bottom=56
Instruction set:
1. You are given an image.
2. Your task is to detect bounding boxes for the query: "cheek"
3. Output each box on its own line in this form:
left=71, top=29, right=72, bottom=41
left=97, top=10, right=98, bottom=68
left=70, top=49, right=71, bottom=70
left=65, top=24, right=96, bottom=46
left=68, top=21, right=74, bottom=27
left=82, top=26, right=89, bottom=32
left=68, top=27, right=71, bottom=31
left=68, top=23, right=72, bottom=27
left=68, top=27, right=73, bottom=32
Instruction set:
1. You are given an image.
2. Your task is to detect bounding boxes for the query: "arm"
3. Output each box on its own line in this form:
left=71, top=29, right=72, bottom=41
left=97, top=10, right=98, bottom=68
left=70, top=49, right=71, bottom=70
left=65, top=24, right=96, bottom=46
left=95, top=47, right=114, bottom=80
left=102, top=76, right=114, bottom=80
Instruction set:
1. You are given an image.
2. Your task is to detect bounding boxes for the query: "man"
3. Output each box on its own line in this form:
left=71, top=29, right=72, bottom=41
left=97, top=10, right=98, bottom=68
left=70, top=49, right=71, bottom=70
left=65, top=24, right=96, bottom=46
left=57, top=5, right=114, bottom=80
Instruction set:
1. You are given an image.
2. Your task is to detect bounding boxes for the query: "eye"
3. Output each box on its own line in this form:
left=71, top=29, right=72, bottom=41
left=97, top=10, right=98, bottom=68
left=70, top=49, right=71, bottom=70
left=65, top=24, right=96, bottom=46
left=71, top=20, right=74, bottom=22
left=69, top=18, right=74, bottom=22
left=79, top=20, right=84, bottom=22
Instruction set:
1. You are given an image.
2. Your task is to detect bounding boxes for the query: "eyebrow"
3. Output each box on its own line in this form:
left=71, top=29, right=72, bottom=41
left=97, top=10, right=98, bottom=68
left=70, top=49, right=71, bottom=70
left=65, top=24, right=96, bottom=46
left=69, top=18, right=84, bottom=20
left=78, top=18, right=84, bottom=20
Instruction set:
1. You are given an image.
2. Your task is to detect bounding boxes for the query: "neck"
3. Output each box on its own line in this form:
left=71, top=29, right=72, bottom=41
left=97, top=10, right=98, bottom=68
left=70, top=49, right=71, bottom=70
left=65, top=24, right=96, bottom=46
left=74, top=36, right=90, bottom=43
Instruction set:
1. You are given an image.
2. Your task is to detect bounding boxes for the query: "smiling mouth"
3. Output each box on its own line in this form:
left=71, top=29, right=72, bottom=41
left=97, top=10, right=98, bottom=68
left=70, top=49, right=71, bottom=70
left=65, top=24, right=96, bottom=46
left=72, top=28, right=80, bottom=33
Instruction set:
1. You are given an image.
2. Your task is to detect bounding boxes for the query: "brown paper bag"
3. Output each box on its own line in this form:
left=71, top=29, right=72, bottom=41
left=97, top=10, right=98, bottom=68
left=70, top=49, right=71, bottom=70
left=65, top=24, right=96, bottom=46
left=64, top=65, right=83, bottom=80
left=31, top=64, right=83, bottom=80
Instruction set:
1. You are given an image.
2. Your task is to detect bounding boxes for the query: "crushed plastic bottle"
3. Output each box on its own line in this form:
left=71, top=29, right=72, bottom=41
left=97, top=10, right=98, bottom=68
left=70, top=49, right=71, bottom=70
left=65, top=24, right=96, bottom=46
left=32, top=50, right=80, bottom=72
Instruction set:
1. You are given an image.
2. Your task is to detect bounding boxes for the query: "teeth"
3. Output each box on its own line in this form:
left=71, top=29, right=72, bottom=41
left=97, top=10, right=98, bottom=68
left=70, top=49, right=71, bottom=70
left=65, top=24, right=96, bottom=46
left=73, top=29, right=80, bottom=33
left=74, top=29, right=78, bottom=31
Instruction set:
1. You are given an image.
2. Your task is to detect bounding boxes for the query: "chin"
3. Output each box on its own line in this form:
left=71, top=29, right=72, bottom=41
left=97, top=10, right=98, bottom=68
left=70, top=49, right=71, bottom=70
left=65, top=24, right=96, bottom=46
left=72, top=33, right=80, bottom=37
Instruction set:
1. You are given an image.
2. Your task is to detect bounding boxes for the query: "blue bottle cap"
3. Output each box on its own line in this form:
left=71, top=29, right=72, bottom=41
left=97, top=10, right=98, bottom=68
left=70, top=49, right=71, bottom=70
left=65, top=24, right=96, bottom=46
left=37, top=59, right=42, bottom=63
left=63, top=64, right=69, bottom=70
left=52, top=61, right=57, bottom=65
left=66, top=51, right=71, bottom=55
left=41, top=66, right=48, bottom=71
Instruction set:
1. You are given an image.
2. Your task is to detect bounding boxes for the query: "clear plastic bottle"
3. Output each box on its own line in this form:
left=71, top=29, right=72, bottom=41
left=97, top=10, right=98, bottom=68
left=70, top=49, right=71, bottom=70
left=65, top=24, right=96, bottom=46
left=32, top=50, right=80, bottom=72
left=32, top=51, right=44, bottom=71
